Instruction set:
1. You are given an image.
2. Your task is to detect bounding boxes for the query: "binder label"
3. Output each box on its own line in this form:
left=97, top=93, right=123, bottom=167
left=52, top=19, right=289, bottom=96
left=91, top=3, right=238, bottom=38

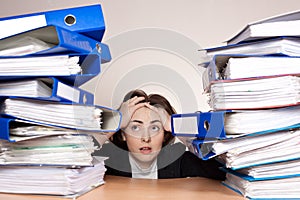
left=173, top=116, right=198, bottom=135
left=57, top=82, right=80, bottom=103
left=0, top=15, right=47, bottom=39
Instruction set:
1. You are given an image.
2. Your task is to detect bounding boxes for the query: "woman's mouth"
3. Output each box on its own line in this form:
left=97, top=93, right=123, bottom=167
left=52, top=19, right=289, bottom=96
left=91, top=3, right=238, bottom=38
left=139, top=146, right=152, bottom=154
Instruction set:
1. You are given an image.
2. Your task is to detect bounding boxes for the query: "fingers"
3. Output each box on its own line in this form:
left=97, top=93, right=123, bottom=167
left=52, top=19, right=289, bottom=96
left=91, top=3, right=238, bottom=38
left=119, top=96, right=147, bottom=129
left=128, top=96, right=144, bottom=105
left=144, top=103, right=171, bottom=132
left=127, top=96, right=148, bottom=112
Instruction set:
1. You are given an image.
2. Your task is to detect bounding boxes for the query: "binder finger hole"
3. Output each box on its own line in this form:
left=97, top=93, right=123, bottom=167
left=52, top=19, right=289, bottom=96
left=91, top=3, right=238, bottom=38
left=64, top=14, right=76, bottom=26
left=83, top=94, right=87, bottom=104
left=96, top=43, right=102, bottom=54
left=204, top=120, right=210, bottom=131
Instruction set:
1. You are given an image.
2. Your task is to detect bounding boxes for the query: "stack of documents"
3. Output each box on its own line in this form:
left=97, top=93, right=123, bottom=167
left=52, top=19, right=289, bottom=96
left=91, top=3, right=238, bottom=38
left=0, top=4, right=120, bottom=198
left=172, top=105, right=300, bottom=138
left=223, top=172, right=300, bottom=199
left=206, top=37, right=300, bottom=57
left=225, top=10, right=300, bottom=45
left=173, top=9, right=300, bottom=200
left=224, top=56, right=300, bottom=79
left=0, top=134, right=97, bottom=166
left=2, top=98, right=103, bottom=131
left=0, top=55, right=81, bottom=75
left=0, top=156, right=107, bottom=197
left=209, top=75, right=300, bottom=110
left=218, top=129, right=300, bottom=169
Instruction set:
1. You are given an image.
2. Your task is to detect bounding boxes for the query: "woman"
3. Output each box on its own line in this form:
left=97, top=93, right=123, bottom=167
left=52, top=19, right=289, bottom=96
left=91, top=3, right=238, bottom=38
left=97, top=89, right=225, bottom=180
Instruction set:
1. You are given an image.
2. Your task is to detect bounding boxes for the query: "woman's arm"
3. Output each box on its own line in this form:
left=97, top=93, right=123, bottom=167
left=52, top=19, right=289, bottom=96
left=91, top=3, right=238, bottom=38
left=90, top=132, right=115, bottom=146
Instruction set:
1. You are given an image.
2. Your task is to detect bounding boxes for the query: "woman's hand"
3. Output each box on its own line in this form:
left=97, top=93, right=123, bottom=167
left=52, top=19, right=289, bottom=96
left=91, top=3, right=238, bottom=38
left=145, top=104, right=171, bottom=132
left=119, top=96, right=148, bottom=129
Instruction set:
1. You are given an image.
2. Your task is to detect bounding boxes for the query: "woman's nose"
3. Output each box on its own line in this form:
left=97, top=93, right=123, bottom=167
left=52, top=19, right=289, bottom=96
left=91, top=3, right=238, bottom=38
left=141, top=134, right=151, bottom=143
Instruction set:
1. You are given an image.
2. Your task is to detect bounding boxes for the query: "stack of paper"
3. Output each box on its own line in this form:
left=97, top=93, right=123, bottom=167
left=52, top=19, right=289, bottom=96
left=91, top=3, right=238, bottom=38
left=1, top=98, right=104, bottom=131
left=224, top=56, right=300, bottom=79
left=0, top=36, right=54, bottom=56
left=209, top=76, right=300, bottom=110
left=0, top=4, right=118, bottom=198
left=0, top=55, right=81, bottom=75
left=210, top=10, right=300, bottom=199
left=225, top=10, right=300, bottom=45
left=0, top=134, right=97, bottom=166
left=174, top=9, right=300, bottom=200
left=235, top=159, right=300, bottom=180
left=218, top=129, right=300, bottom=169
left=0, top=156, right=107, bottom=197
left=211, top=129, right=300, bottom=156
left=206, top=37, right=300, bottom=57
left=223, top=173, right=300, bottom=199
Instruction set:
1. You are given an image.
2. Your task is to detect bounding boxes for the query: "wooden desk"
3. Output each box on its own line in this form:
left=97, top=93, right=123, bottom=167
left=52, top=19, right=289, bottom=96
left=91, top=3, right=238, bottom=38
left=0, top=175, right=246, bottom=200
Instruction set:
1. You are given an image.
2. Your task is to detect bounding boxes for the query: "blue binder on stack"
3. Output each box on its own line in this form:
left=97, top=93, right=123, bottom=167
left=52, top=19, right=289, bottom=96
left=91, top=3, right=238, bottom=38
left=0, top=4, right=121, bottom=143
left=171, top=110, right=300, bottom=139
left=0, top=25, right=111, bottom=63
left=0, top=53, right=102, bottom=86
left=0, top=77, right=94, bottom=104
left=0, top=4, right=106, bottom=41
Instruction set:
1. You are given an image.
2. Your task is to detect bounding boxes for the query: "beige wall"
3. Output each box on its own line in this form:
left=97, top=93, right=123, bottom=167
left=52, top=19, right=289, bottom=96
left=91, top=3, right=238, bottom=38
left=1, top=0, right=299, bottom=48
left=1, top=0, right=300, bottom=112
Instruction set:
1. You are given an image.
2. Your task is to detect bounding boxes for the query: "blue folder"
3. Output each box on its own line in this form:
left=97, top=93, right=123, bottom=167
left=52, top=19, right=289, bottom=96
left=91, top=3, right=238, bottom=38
left=0, top=53, right=101, bottom=86
left=0, top=77, right=94, bottom=104
left=202, top=54, right=300, bottom=91
left=202, top=54, right=251, bottom=91
left=171, top=111, right=227, bottom=139
left=0, top=25, right=111, bottom=63
left=206, top=36, right=300, bottom=58
left=0, top=117, right=56, bottom=142
left=0, top=4, right=106, bottom=41
left=187, top=139, right=217, bottom=160
left=1, top=98, right=122, bottom=133
left=221, top=167, right=300, bottom=182
left=171, top=111, right=300, bottom=139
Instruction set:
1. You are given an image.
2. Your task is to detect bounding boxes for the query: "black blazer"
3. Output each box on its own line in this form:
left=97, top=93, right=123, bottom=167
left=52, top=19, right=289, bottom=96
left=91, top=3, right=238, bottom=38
left=97, top=142, right=225, bottom=180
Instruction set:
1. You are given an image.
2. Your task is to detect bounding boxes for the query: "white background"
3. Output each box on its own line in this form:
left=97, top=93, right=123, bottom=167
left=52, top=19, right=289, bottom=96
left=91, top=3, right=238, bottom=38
left=1, top=0, right=300, bottom=112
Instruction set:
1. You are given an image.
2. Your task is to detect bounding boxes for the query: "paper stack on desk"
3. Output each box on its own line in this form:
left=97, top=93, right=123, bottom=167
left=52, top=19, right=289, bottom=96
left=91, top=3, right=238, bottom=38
left=0, top=156, right=107, bottom=197
left=172, top=9, right=300, bottom=200
left=0, top=4, right=121, bottom=198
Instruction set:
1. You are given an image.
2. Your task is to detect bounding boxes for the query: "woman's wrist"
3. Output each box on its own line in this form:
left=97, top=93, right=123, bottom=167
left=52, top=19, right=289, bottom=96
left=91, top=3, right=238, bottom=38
left=91, top=132, right=115, bottom=146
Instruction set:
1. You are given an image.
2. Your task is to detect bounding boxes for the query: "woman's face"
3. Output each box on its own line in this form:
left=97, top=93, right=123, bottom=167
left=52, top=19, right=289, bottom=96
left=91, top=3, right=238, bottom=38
left=123, top=106, right=165, bottom=168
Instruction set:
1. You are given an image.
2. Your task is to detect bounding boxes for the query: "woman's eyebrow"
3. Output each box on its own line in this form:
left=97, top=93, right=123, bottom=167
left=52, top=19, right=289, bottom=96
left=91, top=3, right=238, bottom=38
left=131, top=120, right=143, bottom=124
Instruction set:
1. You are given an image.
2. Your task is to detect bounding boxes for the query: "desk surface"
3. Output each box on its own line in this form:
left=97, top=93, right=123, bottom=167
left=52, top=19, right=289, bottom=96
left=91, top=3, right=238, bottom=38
left=0, top=175, right=246, bottom=200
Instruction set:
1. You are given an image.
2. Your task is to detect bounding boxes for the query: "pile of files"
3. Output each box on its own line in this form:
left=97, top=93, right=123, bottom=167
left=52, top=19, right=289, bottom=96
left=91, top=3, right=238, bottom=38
left=0, top=4, right=121, bottom=198
left=171, top=10, right=300, bottom=199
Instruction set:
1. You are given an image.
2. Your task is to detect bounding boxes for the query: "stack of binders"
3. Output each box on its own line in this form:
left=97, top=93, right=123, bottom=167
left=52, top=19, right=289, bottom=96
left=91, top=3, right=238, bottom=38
left=172, top=10, right=300, bottom=199
left=0, top=4, right=121, bottom=198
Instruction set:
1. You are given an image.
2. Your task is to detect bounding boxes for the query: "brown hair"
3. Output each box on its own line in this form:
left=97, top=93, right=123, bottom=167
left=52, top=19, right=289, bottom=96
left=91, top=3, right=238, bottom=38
left=111, top=89, right=176, bottom=150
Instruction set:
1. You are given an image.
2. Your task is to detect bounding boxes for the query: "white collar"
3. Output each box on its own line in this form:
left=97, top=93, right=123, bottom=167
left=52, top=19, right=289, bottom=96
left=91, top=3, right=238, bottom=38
left=129, top=153, right=158, bottom=179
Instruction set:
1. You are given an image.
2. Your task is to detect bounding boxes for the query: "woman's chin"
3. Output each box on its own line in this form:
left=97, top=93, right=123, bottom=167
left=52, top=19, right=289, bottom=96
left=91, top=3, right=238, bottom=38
left=131, top=151, right=159, bottom=165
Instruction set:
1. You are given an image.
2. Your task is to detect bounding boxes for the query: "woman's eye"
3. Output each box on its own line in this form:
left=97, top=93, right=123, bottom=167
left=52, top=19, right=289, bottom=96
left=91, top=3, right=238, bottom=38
left=150, top=125, right=160, bottom=132
left=131, top=125, right=140, bottom=132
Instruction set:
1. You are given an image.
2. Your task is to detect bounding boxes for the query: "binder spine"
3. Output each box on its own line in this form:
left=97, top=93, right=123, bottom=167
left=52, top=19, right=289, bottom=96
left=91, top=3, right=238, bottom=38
left=0, top=118, right=11, bottom=141
left=48, top=26, right=111, bottom=63
left=191, top=139, right=217, bottom=160
left=0, top=4, right=106, bottom=41
left=171, top=111, right=227, bottom=139
left=56, top=26, right=98, bottom=53
left=51, top=77, right=94, bottom=105
left=200, top=111, right=227, bottom=139
left=202, top=54, right=228, bottom=91
left=44, top=4, right=105, bottom=40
